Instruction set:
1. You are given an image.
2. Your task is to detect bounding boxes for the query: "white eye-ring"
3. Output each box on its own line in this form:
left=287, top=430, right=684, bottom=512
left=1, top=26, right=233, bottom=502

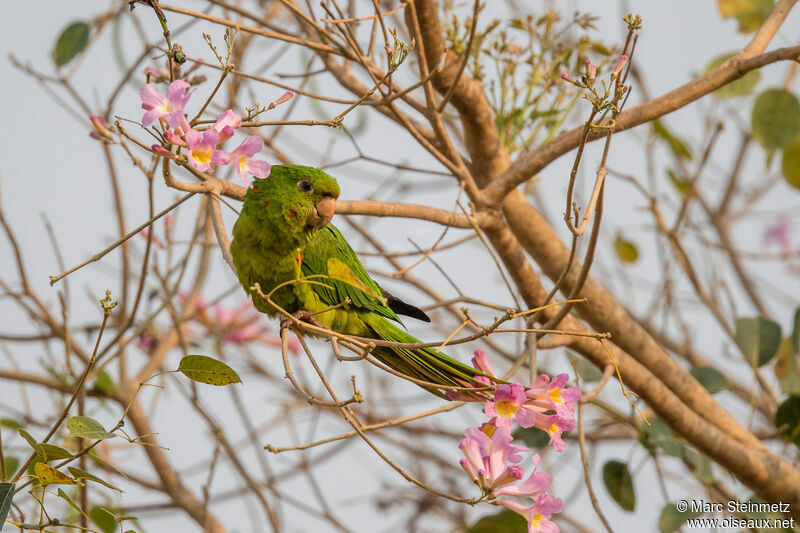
left=297, top=179, right=314, bottom=193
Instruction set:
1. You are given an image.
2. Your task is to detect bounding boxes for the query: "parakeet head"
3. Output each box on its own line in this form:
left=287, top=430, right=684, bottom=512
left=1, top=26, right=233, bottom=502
left=241, top=165, right=341, bottom=247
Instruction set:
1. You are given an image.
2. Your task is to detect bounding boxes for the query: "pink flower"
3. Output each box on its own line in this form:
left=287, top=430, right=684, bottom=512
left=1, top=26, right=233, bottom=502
left=139, top=229, right=165, bottom=249
left=471, top=349, right=497, bottom=378
left=213, top=110, right=242, bottom=142
left=485, top=383, right=537, bottom=428
left=764, top=217, right=792, bottom=252
left=465, top=423, right=529, bottom=462
left=585, top=59, right=596, bottom=83
left=561, top=72, right=580, bottom=87
left=89, top=115, right=114, bottom=142
left=458, top=426, right=565, bottom=533
left=517, top=374, right=579, bottom=450
left=182, top=298, right=300, bottom=353
left=496, top=493, right=564, bottom=533
left=268, top=90, right=294, bottom=109
left=163, top=129, right=187, bottom=147
left=151, top=144, right=179, bottom=159
left=445, top=349, right=499, bottom=401
left=213, top=109, right=242, bottom=132
left=612, top=54, right=628, bottom=78
left=229, top=136, right=270, bottom=185
left=185, top=129, right=229, bottom=172
left=459, top=424, right=529, bottom=490
left=140, top=80, right=194, bottom=131
left=539, top=414, right=574, bottom=452
left=136, top=332, right=156, bottom=353
left=541, top=374, right=581, bottom=418
left=492, top=464, right=524, bottom=489
left=492, top=453, right=552, bottom=499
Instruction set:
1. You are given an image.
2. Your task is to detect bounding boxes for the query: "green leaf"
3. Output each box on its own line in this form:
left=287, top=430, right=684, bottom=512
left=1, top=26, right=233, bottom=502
left=775, top=395, right=800, bottom=447
left=3, top=456, right=19, bottom=478
left=684, top=448, right=715, bottom=484
left=1, top=419, right=22, bottom=430
left=90, top=506, right=118, bottom=533
left=178, top=355, right=242, bottom=386
left=658, top=503, right=702, bottom=533
left=751, top=89, right=800, bottom=151
left=781, top=134, right=800, bottom=190
left=690, top=366, right=729, bottom=394
left=92, top=369, right=116, bottom=393
left=568, top=350, right=603, bottom=382
left=466, top=510, right=527, bottom=533
left=39, top=443, right=74, bottom=462
left=57, top=488, right=89, bottom=519
left=706, top=52, right=760, bottom=98
left=528, top=108, right=561, bottom=120
left=614, top=233, right=639, bottom=263
left=667, top=169, right=694, bottom=196
left=602, top=460, right=635, bottom=511
left=735, top=317, right=782, bottom=367
left=775, top=337, right=800, bottom=394
left=590, top=42, right=614, bottom=56
left=68, top=467, right=123, bottom=492
left=512, top=427, right=549, bottom=449
left=717, top=0, right=774, bottom=33
left=0, top=483, right=14, bottom=527
left=53, top=21, right=91, bottom=67
left=653, top=119, right=692, bottom=160
left=66, top=416, right=117, bottom=440
left=18, top=429, right=40, bottom=452
left=779, top=308, right=800, bottom=395
left=34, top=463, right=83, bottom=486
left=27, top=457, right=44, bottom=485
left=18, top=429, right=70, bottom=466
left=640, top=418, right=684, bottom=458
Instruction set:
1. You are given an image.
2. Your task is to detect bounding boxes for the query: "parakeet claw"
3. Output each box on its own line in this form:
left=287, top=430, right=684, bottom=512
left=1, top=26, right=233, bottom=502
left=280, top=310, right=328, bottom=331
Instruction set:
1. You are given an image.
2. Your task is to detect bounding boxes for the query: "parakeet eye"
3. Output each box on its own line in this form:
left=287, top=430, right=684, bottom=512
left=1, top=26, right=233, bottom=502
left=297, top=179, right=314, bottom=193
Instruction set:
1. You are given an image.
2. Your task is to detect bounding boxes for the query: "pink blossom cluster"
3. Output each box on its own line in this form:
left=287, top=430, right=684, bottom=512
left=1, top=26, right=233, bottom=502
left=136, top=293, right=301, bottom=354
left=561, top=55, right=628, bottom=88
left=137, top=79, right=291, bottom=185
left=184, top=293, right=301, bottom=352
left=764, top=217, right=800, bottom=275
left=450, top=350, right=580, bottom=452
left=454, top=350, right=581, bottom=532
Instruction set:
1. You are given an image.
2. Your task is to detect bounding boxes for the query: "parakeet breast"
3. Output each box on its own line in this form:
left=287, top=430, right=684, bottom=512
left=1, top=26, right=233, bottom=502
left=230, top=213, right=303, bottom=316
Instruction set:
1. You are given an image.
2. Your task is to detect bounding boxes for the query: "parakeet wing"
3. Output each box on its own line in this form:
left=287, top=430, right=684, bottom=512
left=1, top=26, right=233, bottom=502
left=301, top=224, right=402, bottom=323
left=302, top=225, right=487, bottom=395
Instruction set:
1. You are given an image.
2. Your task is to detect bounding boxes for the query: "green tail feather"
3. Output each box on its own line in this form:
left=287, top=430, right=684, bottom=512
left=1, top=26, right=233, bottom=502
left=365, top=314, right=496, bottom=398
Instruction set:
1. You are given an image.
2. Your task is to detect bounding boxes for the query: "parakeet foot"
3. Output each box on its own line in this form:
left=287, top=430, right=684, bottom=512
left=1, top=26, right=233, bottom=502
left=280, top=310, right=328, bottom=331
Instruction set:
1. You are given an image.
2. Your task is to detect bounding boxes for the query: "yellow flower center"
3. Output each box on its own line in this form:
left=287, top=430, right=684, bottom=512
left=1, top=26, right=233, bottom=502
left=546, top=387, right=564, bottom=404
left=496, top=400, right=518, bottom=418
left=192, top=147, right=212, bottom=164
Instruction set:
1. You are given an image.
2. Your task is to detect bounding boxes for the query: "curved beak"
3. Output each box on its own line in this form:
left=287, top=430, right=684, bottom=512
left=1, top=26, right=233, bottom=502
left=307, top=196, right=336, bottom=229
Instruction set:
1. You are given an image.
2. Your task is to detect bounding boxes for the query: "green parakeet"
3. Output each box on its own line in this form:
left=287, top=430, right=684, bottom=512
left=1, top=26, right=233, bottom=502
left=230, top=165, right=488, bottom=398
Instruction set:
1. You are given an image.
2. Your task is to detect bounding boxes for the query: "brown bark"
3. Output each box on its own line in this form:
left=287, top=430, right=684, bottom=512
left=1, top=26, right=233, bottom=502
left=411, top=0, right=800, bottom=515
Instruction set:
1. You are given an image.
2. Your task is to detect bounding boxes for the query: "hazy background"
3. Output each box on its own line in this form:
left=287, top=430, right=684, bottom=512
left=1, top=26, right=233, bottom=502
left=1, top=1, right=799, bottom=532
